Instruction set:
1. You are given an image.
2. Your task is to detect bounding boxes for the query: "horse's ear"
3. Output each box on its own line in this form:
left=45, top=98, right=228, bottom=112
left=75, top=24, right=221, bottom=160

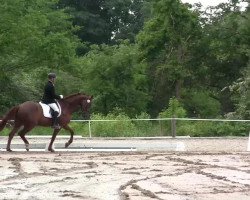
left=91, top=95, right=93, bottom=99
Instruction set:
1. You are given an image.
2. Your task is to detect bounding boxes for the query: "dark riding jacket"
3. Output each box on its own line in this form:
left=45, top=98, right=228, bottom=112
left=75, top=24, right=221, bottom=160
left=42, top=81, right=61, bottom=104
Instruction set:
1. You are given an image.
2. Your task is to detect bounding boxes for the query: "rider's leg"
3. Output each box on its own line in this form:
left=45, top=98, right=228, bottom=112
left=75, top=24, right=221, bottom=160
left=52, top=111, right=60, bottom=129
left=48, top=103, right=60, bottom=129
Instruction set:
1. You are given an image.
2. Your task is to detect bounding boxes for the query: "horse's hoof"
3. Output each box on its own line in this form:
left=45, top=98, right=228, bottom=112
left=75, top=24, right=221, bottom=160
left=65, top=142, right=69, bottom=148
left=25, top=144, right=29, bottom=151
left=6, top=148, right=12, bottom=152
left=48, top=148, right=55, bottom=152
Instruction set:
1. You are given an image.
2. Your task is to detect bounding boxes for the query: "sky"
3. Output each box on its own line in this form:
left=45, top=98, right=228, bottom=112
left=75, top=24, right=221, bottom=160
left=182, top=0, right=228, bottom=7
left=181, top=0, right=248, bottom=8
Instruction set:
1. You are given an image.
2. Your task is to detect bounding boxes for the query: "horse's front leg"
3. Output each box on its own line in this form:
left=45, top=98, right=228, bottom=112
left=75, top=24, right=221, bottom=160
left=63, top=125, right=74, bottom=148
left=48, top=128, right=61, bottom=152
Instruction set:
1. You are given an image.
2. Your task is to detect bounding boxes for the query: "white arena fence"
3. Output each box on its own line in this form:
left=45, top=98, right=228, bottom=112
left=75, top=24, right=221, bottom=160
left=71, top=118, right=250, bottom=138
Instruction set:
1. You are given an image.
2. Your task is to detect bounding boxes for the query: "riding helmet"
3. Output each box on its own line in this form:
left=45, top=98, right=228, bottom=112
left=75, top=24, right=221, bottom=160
left=48, top=73, right=56, bottom=79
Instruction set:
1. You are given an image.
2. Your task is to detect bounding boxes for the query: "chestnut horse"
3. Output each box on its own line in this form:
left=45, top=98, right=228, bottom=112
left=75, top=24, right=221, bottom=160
left=0, top=93, right=93, bottom=152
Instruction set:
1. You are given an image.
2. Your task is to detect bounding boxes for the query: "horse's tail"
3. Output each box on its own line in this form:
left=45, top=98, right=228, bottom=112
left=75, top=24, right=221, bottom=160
left=0, top=106, right=19, bottom=132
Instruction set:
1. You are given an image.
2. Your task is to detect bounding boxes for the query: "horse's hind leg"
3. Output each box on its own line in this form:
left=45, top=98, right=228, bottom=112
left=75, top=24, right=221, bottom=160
left=18, top=126, right=34, bottom=151
left=6, top=124, right=21, bottom=152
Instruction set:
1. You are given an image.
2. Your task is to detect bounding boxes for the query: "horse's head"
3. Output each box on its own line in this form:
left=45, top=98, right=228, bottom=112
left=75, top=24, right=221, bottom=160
left=63, top=93, right=93, bottom=120
left=80, top=95, right=93, bottom=120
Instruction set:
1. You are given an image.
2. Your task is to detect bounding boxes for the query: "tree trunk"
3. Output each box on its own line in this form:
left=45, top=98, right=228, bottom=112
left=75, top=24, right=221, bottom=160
left=175, top=80, right=181, bottom=100
left=175, top=45, right=183, bottom=100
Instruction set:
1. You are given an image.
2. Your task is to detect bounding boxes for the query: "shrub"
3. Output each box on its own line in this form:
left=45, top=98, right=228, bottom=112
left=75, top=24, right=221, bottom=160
left=158, top=98, right=187, bottom=135
left=90, top=112, right=137, bottom=137
left=182, top=89, right=221, bottom=118
left=159, top=97, right=187, bottom=118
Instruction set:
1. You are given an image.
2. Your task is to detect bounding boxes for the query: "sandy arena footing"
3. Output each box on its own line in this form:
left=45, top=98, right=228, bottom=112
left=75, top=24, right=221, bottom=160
left=0, top=137, right=249, bottom=200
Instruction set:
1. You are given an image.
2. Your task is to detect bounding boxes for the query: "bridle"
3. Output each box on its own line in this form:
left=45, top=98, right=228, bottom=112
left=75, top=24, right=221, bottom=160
left=80, top=98, right=91, bottom=119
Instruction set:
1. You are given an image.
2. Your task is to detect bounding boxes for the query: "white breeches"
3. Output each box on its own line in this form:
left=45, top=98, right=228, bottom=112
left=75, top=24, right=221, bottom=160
left=48, top=103, right=59, bottom=113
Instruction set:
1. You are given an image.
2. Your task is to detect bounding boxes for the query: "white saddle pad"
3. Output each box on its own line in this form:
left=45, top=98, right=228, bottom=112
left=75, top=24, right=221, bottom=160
left=39, top=102, right=62, bottom=118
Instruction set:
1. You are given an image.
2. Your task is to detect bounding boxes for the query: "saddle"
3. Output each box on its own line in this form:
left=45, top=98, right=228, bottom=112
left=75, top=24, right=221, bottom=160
left=39, top=101, right=62, bottom=118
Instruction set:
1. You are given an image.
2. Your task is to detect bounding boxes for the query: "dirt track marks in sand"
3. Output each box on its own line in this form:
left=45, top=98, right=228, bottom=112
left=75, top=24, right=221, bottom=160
left=118, top=153, right=250, bottom=200
left=0, top=152, right=249, bottom=200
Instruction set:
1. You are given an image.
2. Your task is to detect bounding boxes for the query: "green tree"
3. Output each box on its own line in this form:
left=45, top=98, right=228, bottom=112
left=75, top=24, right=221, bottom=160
left=197, top=0, right=250, bottom=115
left=78, top=42, right=149, bottom=116
left=228, top=65, right=250, bottom=119
left=0, top=0, right=80, bottom=113
left=58, top=0, right=152, bottom=50
left=137, top=0, right=201, bottom=116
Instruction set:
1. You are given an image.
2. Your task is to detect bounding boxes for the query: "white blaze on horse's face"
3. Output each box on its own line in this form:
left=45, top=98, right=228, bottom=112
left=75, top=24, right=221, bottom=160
left=87, top=99, right=91, bottom=103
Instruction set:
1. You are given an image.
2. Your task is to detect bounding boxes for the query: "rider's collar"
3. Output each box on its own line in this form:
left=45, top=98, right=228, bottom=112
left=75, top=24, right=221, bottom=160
left=49, top=80, right=54, bottom=86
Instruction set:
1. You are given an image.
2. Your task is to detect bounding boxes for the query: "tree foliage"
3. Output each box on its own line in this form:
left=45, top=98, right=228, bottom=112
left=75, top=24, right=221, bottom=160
left=0, top=0, right=80, bottom=113
left=57, top=0, right=152, bottom=50
left=137, top=0, right=202, bottom=116
left=78, top=42, right=149, bottom=116
left=0, top=0, right=249, bottom=121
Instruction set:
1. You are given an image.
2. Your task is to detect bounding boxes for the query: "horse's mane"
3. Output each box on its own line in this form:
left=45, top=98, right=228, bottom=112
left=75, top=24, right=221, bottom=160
left=63, top=93, right=85, bottom=100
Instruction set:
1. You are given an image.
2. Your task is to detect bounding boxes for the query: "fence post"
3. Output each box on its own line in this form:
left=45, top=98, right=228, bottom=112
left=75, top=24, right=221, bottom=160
left=159, top=120, right=163, bottom=136
left=247, top=131, right=250, bottom=151
left=171, top=116, right=176, bottom=138
left=88, top=120, right=92, bottom=138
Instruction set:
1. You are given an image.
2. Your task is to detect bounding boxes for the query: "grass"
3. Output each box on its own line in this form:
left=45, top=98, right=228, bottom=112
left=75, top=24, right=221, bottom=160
left=0, top=119, right=249, bottom=137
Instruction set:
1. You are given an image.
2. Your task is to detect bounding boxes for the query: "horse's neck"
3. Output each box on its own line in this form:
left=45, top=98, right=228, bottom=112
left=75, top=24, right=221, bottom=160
left=63, top=96, right=82, bottom=113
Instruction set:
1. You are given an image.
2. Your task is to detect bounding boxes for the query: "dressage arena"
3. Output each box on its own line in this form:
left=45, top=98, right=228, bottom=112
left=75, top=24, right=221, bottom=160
left=0, top=137, right=249, bottom=200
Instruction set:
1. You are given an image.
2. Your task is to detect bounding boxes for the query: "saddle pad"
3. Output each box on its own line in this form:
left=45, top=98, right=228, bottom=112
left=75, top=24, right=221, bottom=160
left=39, top=102, right=62, bottom=118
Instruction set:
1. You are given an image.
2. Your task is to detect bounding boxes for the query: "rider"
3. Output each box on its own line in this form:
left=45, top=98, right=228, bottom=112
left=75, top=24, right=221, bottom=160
left=42, top=73, right=63, bottom=129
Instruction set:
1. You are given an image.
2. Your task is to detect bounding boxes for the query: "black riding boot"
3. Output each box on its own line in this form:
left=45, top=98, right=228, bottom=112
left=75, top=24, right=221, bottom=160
left=52, top=111, right=60, bottom=129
